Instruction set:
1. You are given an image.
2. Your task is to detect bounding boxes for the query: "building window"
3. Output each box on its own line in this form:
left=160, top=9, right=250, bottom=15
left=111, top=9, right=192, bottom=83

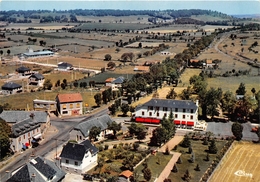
left=175, top=108, right=178, bottom=112
left=74, top=161, right=78, bottom=166
left=33, top=130, right=35, bottom=134
left=63, top=111, right=68, bottom=114
left=19, top=137, right=21, bottom=142
left=80, top=136, right=82, bottom=140
left=156, top=107, right=159, bottom=111
left=63, top=104, right=67, bottom=109
left=76, top=103, right=80, bottom=108
left=28, top=133, right=30, bottom=137
left=148, top=106, right=153, bottom=110
left=175, top=114, right=178, bottom=118
left=66, top=160, right=69, bottom=164
left=191, top=109, right=194, bottom=113
left=163, top=107, right=167, bottom=111
left=149, top=112, right=152, bottom=116
left=142, top=111, right=144, bottom=116
left=164, top=113, right=167, bottom=117
left=157, top=112, right=159, bottom=117
left=70, top=104, right=73, bottom=109
left=23, top=135, right=25, bottom=139
left=191, top=115, right=193, bottom=120
left=183, top=109, right=186, bottom=113
left=183, top=115, right=185, bottom=119
left=37, top=129, right=39, bottom=132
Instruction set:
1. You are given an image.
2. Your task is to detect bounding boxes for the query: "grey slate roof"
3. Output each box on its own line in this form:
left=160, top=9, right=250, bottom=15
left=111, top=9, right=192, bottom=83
left=6, top=156, right=66, bottom=182
left=2, top=82, right=22, bottom=90
left=112, top=76, right=125, bottom=84
left=74, top=114, right=113, bottom=137
left=16, top=66, right=30, bottom=73
left=29, top=73, right=44, bottom=80
left=0, top=110, right=49, bottom=124
left=138, top=98, right=198, bottom=110
left=58, top=62, right=73, bottom=69
left=24, top=51, right=54, bottom=57
left=60, top=140, right=98, bottom=161
left=11, top=118, right=40, bottom=137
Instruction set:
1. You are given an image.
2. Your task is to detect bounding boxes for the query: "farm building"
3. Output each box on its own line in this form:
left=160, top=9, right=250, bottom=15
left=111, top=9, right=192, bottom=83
left=33, top=99, right=57, bottom=113
left=134, top=98, right=199, bottom=129
left=56, top=93, right=83, bottom=116
left=16, top=66, right=31, bottom=76
left=23, top=47, right=54, bottom=58
left=57, top=62, right=73, bottom=71
left=1, top=82, right=22, bottom=95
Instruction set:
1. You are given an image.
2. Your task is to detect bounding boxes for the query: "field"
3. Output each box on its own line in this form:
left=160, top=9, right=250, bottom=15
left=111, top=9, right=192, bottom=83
left=209, top=142, right=260, bottom=182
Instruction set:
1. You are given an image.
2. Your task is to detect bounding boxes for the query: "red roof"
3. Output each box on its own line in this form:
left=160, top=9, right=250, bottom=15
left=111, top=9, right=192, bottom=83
left=56, top=93, right=83, bottom=103
left=120, top=170, right=133, bottom=178
left=105, top=77, right=115, bottom=83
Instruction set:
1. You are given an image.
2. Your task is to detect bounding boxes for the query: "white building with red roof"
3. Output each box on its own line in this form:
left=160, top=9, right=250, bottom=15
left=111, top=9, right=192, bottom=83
left=56, top=93, right=83, bottom=116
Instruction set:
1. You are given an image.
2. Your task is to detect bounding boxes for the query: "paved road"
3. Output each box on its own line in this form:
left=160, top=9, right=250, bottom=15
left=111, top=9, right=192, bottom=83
left=0, top=107, right=108, bottom=182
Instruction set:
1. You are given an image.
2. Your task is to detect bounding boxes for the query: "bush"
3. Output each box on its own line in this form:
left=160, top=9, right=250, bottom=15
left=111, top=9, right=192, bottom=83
left=104, top=144, right=109, bottom=150
left=98, top=145, right=104, bottom=151
left=113, top=144, right=117, bottom=149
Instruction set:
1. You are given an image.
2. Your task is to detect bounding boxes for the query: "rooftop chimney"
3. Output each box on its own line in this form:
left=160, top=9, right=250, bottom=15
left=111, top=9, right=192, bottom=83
left=31, top=173, right=36, bottom=182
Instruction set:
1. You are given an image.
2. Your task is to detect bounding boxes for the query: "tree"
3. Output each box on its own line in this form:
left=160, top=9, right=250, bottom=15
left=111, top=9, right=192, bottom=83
left=232, top=122, right=243, bottom=141
left=221, top=91, right=236, bottom=114
left=149, top=127, right=167, bottom=146
left=0, top=118, right=11, bottom=158
left=107, top=121, right=121, bottom=139
left=143, top=167, right=152, bottom=181
left=108, top=104, right=117, bottom=116
left=138, top=42, right=142, bottom=48
left=62, top=79, right=67, bottom=87
left=208, top=139, right=218, bottom=154
left=172, top=164, right=178, bottom=173
left=122, top=154, right=135, bottom=170
left=180, top=134, right=191, bottom=148
left=177, top=156, right=182, bottom=164
left=204, top=87, right=223, bottom=119
left=233, top=96, right=253, bottom=121
left=60, top=83, right=66, bottom=90
left=43, top=79, right=52, bottom=90
left=166, top=88, right=177, bottom=99
left=183, top=169, right=191, bottom=182
left=107, top=61, right=116, bottom=69
left=89, top=126, right=101, bottom=141
left=7, top=49, right=11, bottom=55
left=0, top=50, right=3, bottom=56
left=179, top=86, right=192, bottom=100
left=121, top=103, right=129, bottom=116
left=195, top=164, right=200, bottom=171
left=236, top=83, right=246, bottom=95
left=94, top=93, right=102, bottom=107
left=104, top=54, right=112, bottom=61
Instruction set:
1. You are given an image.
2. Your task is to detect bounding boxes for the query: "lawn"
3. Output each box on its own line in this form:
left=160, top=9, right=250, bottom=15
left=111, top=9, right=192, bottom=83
left=168, top=139, right=227, bottom=182
left=134, top=152, right=173, bottom=181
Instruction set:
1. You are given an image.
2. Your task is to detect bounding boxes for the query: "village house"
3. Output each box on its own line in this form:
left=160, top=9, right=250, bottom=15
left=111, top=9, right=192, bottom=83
left=6, top=156, right=66, bottom=182
left=16, top=66, right=32, bottom=76
left=0, top=111, right=50, bottom=152
left=70, top=114, right=113, bottom=142
left=56, top=93, right=83, bottom=116
left=105, top=76, right=125, bottom=90
left=59, top=140, right=98, bottom=174
left=33, top=99, right=57, bottom=113
left=57, top=62, right=73, bottom=71
left=118, top=170, right=134, bottom=182
left=28, top=73, right=45, bottom=87
left=134, top=98, right=199, bottom=129
left=105, top=77, right=116, bottom=90
left=1, top=82, right=22, bottom=95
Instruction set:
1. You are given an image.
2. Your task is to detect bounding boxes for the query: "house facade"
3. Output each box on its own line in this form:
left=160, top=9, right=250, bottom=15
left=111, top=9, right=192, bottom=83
left=6, top=156, right=66, bottom=182
left=70, top=114, right=113, bottom=143
left=57, top=62, right=73, bottom=71
left=28, top=73, right=45, bottom=87
left=134, top=98, right=199, bottom=129
left=23, top=47, right=54, bottom=58
left=33, top=99, right=57, bottom=113
left=1, top=82, right=22, bottom=95
left=56, top=93, right=83, bottom=116
left=60, top=140, right=98, bottom=174
left=16, top=66, right=31, bottom=76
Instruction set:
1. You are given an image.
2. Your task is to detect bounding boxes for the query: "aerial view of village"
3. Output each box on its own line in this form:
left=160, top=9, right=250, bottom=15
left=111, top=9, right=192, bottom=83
left=0, top=0, right=259, bottom=182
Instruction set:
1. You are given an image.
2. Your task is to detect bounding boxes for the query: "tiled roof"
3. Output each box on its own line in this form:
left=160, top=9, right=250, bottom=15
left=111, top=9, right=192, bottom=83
left=119, top=170, right=133, bottom=178
left=16, top=66, right=30, bottom=72
left=60, top=140, right=98, bottom=161
left=2, top=82, right=22, bottom=90
left=112, top=76, right=125, bottom=84
left=58, top=62, right=72, bottom=68
left=6, top=156, right=66, bottom=182
left=206, top=60, right=213, bottom=64
left=138, top=98, right=198, bottom=110
left=29, top=73, right=44, bottom=80
left=10, top=118, right=40, bottom=137
left=74, top=114, right=112, bottom=137
left=133, top=66, right=150, bottom=72
left=0, top=111, right=49, bottom=124
left=56, top=93, right=83, bottom=103
left=105, top=77, right=115, bottom=83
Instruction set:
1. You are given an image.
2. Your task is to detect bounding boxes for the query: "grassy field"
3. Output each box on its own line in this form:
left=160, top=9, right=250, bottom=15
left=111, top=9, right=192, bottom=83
left=134, top=152, right=173, bottom=181
left=209, top=141, right=260, bottom=182
left=168, top=140, right=227, bottom=182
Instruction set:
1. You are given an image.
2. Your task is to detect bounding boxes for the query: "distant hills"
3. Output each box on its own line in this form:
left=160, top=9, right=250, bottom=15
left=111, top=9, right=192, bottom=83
left=232, top=14, right=260, bottom=19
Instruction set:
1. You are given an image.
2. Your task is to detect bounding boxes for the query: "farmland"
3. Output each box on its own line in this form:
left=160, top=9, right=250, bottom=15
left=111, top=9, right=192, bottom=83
left=209, top=142, right=260, bottom=182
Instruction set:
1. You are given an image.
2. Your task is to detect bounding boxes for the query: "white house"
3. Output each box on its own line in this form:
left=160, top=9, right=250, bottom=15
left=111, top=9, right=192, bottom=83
left=56, top=93, right=83, bottom=116
left=134, top=98, right=199, bottom=129
left=59, top=140, right=98, bottom=174
left=28, top=73, right=45, bottom=87
left=1, top=82, right=22, bottom=95
left=70, top=114, right=113, bottom=143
